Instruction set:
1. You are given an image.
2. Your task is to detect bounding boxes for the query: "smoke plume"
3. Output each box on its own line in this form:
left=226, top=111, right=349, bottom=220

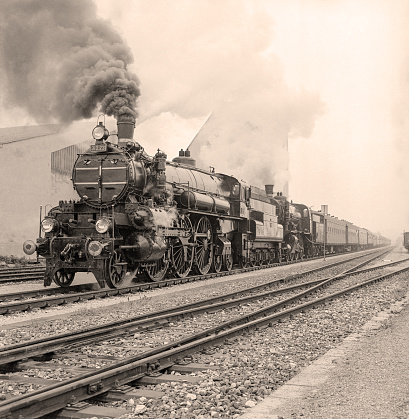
left=128, top=0, right=324, bottom=191
left=0, top=0, right=139, bottom=124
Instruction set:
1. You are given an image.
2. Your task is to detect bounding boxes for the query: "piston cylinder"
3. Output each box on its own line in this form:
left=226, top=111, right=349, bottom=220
left=122, top=235, right=167, bottom=261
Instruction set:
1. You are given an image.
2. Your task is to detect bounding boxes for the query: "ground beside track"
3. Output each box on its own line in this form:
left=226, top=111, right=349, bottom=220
left=239, top=264, right=409, bottom=418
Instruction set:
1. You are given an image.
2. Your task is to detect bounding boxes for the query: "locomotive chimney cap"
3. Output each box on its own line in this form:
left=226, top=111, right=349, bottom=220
left=265, top=184, right=274, bottom=196
left=117, top=114, right=136, bottom=143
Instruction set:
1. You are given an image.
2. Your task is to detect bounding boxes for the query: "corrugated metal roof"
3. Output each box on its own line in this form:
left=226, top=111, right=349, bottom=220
left=51, top=140, right=93, bottom=176
left=0, top=124, right=62, bottom=145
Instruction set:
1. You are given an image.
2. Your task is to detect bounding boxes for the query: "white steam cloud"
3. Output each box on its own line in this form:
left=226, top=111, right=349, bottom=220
left=127, top=0, right=324, bottom=190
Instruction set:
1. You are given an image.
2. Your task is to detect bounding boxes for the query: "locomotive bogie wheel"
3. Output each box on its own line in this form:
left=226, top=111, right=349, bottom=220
left=223, top=254, right=233, bottom=272
left=247, top=257, right=256, bottom=267
left=106, top=250, right=127, bottom=289
left=193, top=216, right=213, bottom=275
left=144, top=255, right=169, bottom=282
left=213, top=254, right=222, bottom=273
left=54, top=269, right=75, bottom=287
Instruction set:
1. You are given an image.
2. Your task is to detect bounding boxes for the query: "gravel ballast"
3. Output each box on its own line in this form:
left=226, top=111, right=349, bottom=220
left=239, top=288, right=409, bottom=419
left=0, top=249, right=407, bottom=418
left=110, top=274, right=408, bottom=418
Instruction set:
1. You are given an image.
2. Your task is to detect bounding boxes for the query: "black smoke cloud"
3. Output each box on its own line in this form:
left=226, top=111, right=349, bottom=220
left=0, top=0, right=139, bottom=124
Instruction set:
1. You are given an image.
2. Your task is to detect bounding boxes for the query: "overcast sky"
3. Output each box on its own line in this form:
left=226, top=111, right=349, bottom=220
left=1, top=0, right=408, bottom=244
left=98, top=0, right=409, bottom=243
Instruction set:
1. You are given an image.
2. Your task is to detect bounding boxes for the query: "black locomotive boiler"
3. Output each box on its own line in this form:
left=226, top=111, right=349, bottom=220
left=23, top=116, right=388, bottom=288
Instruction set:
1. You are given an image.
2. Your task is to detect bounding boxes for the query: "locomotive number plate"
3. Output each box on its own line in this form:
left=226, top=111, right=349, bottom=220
left=90, top=144, right=107, bottom=152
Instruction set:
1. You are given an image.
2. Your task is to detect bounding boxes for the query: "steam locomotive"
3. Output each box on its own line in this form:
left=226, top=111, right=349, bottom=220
left=23, top=117, right=390, bottom=288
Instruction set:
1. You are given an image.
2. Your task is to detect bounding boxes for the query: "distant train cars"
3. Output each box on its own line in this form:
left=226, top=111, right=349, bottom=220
left=309, top=210, right=390, bottom=255
left=404, top=232, right=409, bottom=251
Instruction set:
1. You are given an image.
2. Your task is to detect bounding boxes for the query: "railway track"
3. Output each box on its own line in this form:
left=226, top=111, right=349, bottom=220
left=0, top=266, right=45, bottom=284
left=0, top=249, right=406, bottom=418
left=0, top=249, right=391, bottom=315
left=0, top=248, right=390, bottom=286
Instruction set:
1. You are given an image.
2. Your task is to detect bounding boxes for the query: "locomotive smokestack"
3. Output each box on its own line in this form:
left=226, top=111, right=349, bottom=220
left=265, top=184, right=274, bottom=198
left=117, top=114, right=136, bottom=145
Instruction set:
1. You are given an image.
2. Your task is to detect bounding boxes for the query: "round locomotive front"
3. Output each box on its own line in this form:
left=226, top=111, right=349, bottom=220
left=72, top=148, right=146, bottom=207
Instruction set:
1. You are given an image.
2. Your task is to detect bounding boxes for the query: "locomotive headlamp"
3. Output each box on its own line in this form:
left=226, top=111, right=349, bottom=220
left=95, top=217, right=111, bottom=234
left=41, top=218, right=59, bottom=233
left=88, top=241, right=104, bottom=257
left=92, top=123, right=109, bottom=141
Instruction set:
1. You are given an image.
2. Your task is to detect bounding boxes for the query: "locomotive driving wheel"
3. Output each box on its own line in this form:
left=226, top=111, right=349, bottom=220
left=106, top=250, right=127, bottom=289
left=144, top=254, right=169, bottom=281
left=193, top=216, right=213, bottom=275
left=170, top=217, right=194, bottom=278
left=54, top=269, right=75, bottom=287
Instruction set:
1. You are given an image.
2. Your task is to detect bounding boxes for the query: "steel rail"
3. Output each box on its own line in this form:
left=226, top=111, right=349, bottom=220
left=0, top=267, right=44, bottom=273
left=0, top=267, right=44, bottom=276
left=0, top=283, right=98, bottom=303
left=0, top=260, right=406, bottom=418
left=0, top=275, right=43, bottom=284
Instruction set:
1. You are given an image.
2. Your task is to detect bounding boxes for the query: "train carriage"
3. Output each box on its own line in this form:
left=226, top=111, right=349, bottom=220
left=358, top=228, right=368, bottom=248
left=325, top=216, right=347, bottom=252
left=346, top=222, right=359, bottom=250
left=367, top=230, right=374, bottom=247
